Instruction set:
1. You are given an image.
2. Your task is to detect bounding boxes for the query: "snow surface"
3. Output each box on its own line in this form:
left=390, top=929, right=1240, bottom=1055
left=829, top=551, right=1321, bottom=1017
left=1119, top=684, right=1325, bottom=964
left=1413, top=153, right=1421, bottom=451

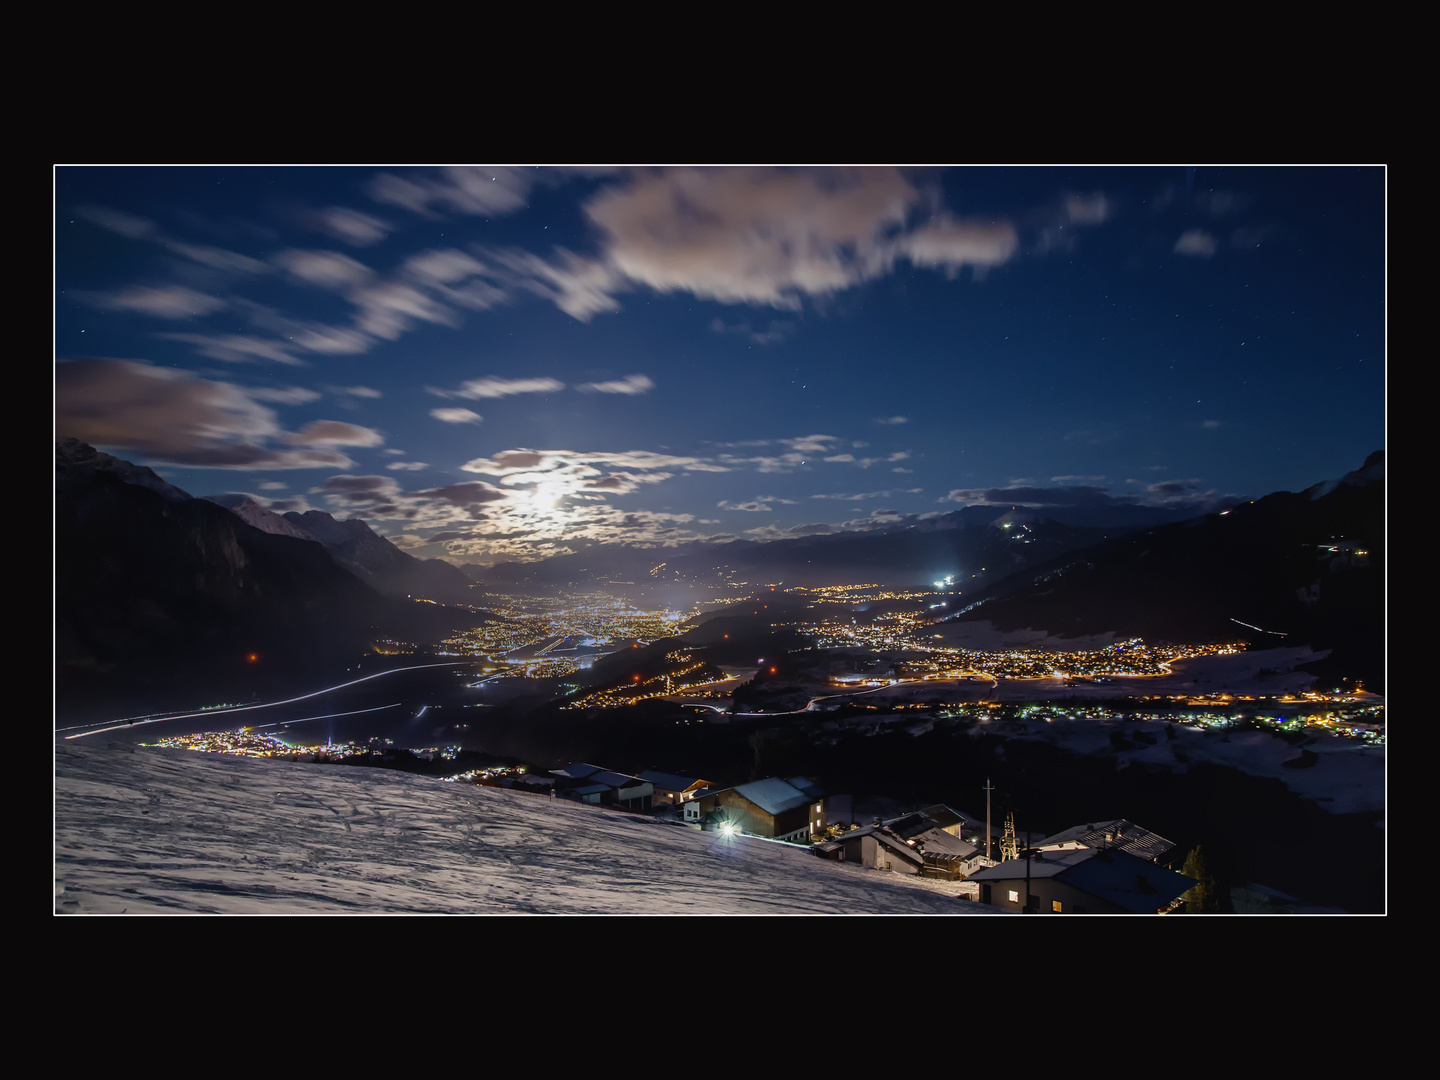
left=54, top=743, right=997, bottom=915
left=201, top=494, right=318, bottom=542
left=965, top=718, right=1384, bottom=817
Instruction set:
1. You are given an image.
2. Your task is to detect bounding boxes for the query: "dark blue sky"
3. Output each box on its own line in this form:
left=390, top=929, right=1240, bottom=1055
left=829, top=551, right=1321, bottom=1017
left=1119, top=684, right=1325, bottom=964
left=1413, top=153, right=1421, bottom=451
left=55, top=166, right=1385, bottom=564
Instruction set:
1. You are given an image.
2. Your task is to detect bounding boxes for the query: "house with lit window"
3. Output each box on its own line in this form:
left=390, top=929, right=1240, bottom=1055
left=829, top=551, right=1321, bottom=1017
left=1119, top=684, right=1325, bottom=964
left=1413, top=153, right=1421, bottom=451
left=550, top=762, right=654, bottom=811
left=968, top=845, right=1194, bottom=913
left=637, top=770, right=714, bottom=808
left=817, top=806, right=991, bottom=879
left=691, top=776, right=826, bottom=843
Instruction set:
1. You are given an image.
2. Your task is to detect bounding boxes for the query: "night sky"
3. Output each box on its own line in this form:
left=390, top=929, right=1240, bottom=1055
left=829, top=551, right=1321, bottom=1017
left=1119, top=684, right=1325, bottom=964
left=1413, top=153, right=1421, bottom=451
left=55, top=166, right=1385, bottom=565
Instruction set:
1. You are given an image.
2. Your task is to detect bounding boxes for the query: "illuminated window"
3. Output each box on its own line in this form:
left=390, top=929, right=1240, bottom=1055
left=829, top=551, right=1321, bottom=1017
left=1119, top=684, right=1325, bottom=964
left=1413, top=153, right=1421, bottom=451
left=1008, top=890, right=1019, bottom=903
left=1052, top=900, right=1063, bottom=913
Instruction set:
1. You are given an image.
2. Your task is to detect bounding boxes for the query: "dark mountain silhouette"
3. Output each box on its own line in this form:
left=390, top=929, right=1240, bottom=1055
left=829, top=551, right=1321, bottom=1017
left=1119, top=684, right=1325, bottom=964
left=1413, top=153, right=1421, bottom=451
left=944, top=452, right=1385, bottom=690
left=477, top=507, right=1127, bottom=591
left=279, top=510, right=474, bottom=603
left=54, top=440, right=485, bottom=718
left=199, top=493, right=475, bottom=603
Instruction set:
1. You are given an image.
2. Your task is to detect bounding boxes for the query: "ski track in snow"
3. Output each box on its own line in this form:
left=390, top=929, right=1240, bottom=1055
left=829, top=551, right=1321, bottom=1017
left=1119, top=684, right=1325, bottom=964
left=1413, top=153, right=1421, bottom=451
left=54, top=744, right=995, bottom=915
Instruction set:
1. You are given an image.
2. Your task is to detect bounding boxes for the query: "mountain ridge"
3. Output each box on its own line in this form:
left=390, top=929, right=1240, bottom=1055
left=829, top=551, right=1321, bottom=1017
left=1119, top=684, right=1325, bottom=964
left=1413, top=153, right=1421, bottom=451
left=55, top=439, right=484, bottom=718
left=943, top=452, right=1385, bottom=689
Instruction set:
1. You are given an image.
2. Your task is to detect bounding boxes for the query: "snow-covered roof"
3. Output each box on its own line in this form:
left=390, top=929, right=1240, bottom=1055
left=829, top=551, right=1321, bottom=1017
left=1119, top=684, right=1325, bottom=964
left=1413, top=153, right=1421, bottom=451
left=734, top=777, right=814, bottom=816
left=786, top=776, right=825, bottom=800
left=970, top=847, right=1194, bottom=912
left=553, top=762, right=605, bottom=779
left=636, top=770, right=706, bottom=793
left=970, top=846, right=1100, bottom=882
left=916, top=804, right=967, bottom=832
left=1058, top=852, right=1192, bottom=912
left=588, top=770, right=649, bottom=790
left=1035, top=819, right=1175, bottom=863
left=909, top=828, right=976, bottom=859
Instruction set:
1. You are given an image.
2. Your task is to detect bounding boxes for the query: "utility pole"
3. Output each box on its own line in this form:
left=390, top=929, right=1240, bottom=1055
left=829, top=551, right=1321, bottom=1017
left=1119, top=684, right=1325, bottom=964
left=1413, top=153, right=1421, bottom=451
left=1024, top=830, right=1033, bottom=913
left=983, top=777, right=995, bottom=860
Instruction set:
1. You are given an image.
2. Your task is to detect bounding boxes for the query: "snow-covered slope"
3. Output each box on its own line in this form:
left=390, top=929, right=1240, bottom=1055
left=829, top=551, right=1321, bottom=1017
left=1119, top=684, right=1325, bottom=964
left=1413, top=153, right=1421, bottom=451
left=201, top=494, right=319, bottom=542
left=54, top=744, right=994, bottom=915
left=56, top=437, right=190, bottom=503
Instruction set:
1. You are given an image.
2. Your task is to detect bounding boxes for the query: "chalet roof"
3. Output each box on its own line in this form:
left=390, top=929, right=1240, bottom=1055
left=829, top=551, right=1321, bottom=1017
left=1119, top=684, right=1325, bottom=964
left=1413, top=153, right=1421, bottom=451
left=836, top=825, right=957, bottom=868
left=733, top=777, right=814, bottom=816
left=1035, top=819, right=1176, bottom=863
left=909, top=827, right=977, bottom=860
left=888, top=813, right=933, bottom=840
left=970, top=847, right=1089, bottom=882
left=637, top=770, right=709, bottom=793
left=916, top=804, right=966, bottom=831
left=587, top=770, right=649, bottom=790
left=786, top=777, right=825, bottom=801
left=970, top=847, right=1194, bottom=913
left=553, top=762, right=605, bottom=780
left=880, top=809, right=978, bottom=852
left=875, top=831, right=925, bottom=869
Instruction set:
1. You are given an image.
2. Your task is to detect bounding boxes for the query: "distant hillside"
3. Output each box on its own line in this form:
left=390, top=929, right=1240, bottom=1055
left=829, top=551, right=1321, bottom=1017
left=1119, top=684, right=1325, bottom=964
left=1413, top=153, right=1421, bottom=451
left=201, top=495, right=475, bottom=603
left=57, top=443, right=384, bottom=714
left=945, top=453, right=1385, bottom=689
left=55, top=440, right=487, bottom=717
left=279, top=509, right=474, bottom=603
left=477, top=507, right=1131, bottom=590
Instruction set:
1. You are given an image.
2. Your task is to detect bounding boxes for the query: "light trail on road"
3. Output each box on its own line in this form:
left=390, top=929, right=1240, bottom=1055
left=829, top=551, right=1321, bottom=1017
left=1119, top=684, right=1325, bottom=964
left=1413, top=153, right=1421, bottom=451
left=60, top=661, right=471, bottom=740
left=1231, top=617, right=1287, bottom=637
left=248, top=703, right=402, bottom=730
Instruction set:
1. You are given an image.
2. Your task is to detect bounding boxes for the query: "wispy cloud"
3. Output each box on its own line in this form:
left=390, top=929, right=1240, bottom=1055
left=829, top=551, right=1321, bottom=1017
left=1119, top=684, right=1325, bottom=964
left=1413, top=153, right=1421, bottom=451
left=780, top=434, right=840, bottom=455
left=284, top=421, right=384, bottom=448
left=249, top=386, right=322, bottom=404
left=312, top=206, right=391, bottom=246
left=273, top=249, right=375, bottom=290
left=431, top=408, right=483, bottom=424
left=709, top=317, right=794, bottom=345
left=898, top=216, right=1018, bottom=277
left=75, top=204, right=155, bottom=239
left=1175, top=229, right=1219, bottom=257
left=368, top=166, right=536, bottom=219
left=433, top=376, right=565, bottom=400
left=1065, top=192, right=1110, bottom=225
left=449, top=168, right=1028, bottom=324
left=56, top=358, right=360, bottom=470
left=576, top=374, right=653, bottom=395
left=81, top=285, right=227, bottom=319
left=159, top=333, right=305, bottom=365
left=718, top=494, right=797, bottom=512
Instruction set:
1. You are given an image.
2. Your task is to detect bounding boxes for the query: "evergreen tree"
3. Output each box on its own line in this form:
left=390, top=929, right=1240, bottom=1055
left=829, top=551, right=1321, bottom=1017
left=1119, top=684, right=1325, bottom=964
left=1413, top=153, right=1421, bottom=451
left=1182, top=846, right=1220, bottom=913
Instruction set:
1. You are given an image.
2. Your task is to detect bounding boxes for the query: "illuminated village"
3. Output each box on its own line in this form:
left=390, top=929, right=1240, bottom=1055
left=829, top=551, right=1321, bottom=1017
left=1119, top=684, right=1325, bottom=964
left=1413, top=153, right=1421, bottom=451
left=54, top=166, right=1384, bottom=915
left=118, top=579, right=1381, bottom=914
